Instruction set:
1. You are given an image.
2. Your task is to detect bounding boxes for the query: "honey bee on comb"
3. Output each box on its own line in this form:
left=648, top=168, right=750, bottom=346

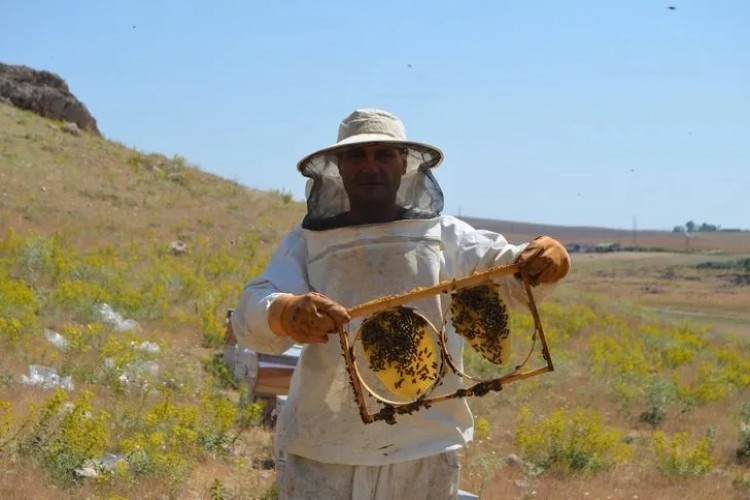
left=450, top=284, right=511, bottom=365
left=359, top=307, right=440, bottom=400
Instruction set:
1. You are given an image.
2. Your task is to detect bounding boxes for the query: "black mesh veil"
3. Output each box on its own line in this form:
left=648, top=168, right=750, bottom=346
left=299, top=145, right=444, bottom=231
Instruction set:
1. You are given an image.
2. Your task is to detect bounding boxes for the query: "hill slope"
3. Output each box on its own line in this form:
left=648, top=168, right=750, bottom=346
left=0, top=102, right=305, bottom=256
left=2, top=101, right=750, bottom=500
left=1, top=101, right=310, bottom=497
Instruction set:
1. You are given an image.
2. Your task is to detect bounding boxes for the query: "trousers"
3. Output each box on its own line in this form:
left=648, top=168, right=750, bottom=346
left=276, top=451, right=460, bottom=500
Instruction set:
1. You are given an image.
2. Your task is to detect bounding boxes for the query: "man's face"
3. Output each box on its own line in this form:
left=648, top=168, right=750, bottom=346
left=338, top=145, right=407, bottom=205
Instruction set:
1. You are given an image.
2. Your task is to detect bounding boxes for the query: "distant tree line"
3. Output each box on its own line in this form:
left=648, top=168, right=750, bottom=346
left=672, top=220, right=721, bottom=233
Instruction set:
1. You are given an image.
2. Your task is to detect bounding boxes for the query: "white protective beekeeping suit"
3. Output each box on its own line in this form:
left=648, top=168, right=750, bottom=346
left=232, top=110, right=531, bottom=467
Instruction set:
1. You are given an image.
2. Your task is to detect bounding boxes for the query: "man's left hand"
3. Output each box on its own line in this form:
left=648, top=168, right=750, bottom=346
left=514, top=235, right=570, bottom=286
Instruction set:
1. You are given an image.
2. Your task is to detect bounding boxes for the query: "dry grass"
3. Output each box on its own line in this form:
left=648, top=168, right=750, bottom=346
left=2, top=101, right=749, bottom=499
left=567, top=251, right=750, bottom=336
left=0, top=102, right=304, bottom=258
left=180, top=426, right=277, bottom=498
left=1, top=102, right=299, bottom=499
left=0, top=463, right=69, bottom=500
left=460, top=250, right=749, bottom=499
left=481, top=466, right=740, bottom=500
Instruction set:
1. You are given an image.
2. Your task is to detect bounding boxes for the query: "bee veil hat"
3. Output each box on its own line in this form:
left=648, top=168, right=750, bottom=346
left=298, top=109, right=446, bottom=229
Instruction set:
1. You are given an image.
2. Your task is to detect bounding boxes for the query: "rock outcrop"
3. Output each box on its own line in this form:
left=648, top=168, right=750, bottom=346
left=0, top=62, right=100, bottom=136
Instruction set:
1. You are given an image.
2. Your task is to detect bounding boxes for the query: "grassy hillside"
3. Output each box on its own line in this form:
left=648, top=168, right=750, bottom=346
left=0, top=102, right=305, bottom=255
left=1, top=101, right=749, bottom=499
left=0, top=102, right=306, bottom=498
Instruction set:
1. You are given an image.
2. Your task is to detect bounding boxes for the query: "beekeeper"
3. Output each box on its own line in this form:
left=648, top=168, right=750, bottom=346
left=232, top=109, right=570, bottom=499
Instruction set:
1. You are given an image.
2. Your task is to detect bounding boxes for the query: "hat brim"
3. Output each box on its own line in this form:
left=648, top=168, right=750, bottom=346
left=297, top=134, right=443, bottom=177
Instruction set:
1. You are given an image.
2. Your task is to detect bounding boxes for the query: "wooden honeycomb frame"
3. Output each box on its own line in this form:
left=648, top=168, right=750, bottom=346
left=338, top=263, right=554, bottom=425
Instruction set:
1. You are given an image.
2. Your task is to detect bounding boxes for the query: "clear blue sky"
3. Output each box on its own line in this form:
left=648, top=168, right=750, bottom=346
left=2, top=0, right=748, bottom=230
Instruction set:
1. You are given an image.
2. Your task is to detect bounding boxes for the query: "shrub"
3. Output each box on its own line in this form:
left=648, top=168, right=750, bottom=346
left=0, top=401, right=12, bottom=445
left=0, top=270, right=40, bottom=346
left=515, top=406, right=632, bottom=474
left=119, top=395, right=201, bottom=482
left=736, top=401, right=750, bottom=463
left=203, top=354, right=238, bottom=390
left=14, top=234, right=66, bottom=284
left=196, top=293, right=226, bottom=348
left=210, top=478, right=226, bottom=500
left=474, top=416, right=491, bottom=440
left=236, top=397, right=265, bottom=430
left=20, top=389, right=111, bottom=485
left=53, top=278, right=108, bottom=320
left=118, top=388, right=239, bottom=482
left=652, top=430, right=714, bottom=475
left=639, top=378, right=678, bottom=427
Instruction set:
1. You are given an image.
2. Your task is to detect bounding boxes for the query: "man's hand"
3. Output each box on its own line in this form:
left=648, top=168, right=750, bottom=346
left=514, top=236, right=570, bottom=286
left=268, top=292, right=350, bottom=343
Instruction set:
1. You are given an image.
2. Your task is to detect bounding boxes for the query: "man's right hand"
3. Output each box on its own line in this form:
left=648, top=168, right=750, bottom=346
left=268, top=293, right=350, bottom=343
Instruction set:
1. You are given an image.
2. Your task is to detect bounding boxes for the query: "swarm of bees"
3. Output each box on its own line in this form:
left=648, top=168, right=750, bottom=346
left=358, top=285, right=511, bottom=400
left=449, top=284, right=511, bottom=366
left=344, top=265, right=553, bottom=424
left=360, top=307, right=440, bottom=400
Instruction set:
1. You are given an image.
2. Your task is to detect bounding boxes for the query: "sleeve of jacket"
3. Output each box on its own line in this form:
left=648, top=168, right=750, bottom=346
left=442, top=216, right=553, bottom=310
left=231, top=227, right=311, bottom=354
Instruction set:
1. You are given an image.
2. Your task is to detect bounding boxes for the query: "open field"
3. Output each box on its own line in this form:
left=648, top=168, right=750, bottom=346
left=567, top=251, right=750, bottom=337
left=461, top=248, right=749, bottom=499
left=1, top=102, right=749, bottom=499
left=463, top=216, right=750, bottom=254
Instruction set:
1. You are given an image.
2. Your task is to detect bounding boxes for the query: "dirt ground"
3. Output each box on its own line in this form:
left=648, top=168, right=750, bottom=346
left=565, top=251, right=750, bottom=337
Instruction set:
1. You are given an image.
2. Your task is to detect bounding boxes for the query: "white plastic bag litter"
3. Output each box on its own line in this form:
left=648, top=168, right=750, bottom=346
left=93, top=303, right=140, bottom=332
left=233, top=348, right=259, bottom=381
left=131, top=341, right=160, bottom=354
left=21, top=365, right=74, bottom=391
left=75, top=453, right=128, bottom=478
left=44, top=328, right=69, bottom=350
left=104, top=358, right=160, bottom=386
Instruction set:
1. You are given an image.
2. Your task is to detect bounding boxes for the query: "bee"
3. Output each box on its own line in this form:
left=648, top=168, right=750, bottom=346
left=450, top=284, right=511, bottom=365
left=361, top=307, right=440, bottom=399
